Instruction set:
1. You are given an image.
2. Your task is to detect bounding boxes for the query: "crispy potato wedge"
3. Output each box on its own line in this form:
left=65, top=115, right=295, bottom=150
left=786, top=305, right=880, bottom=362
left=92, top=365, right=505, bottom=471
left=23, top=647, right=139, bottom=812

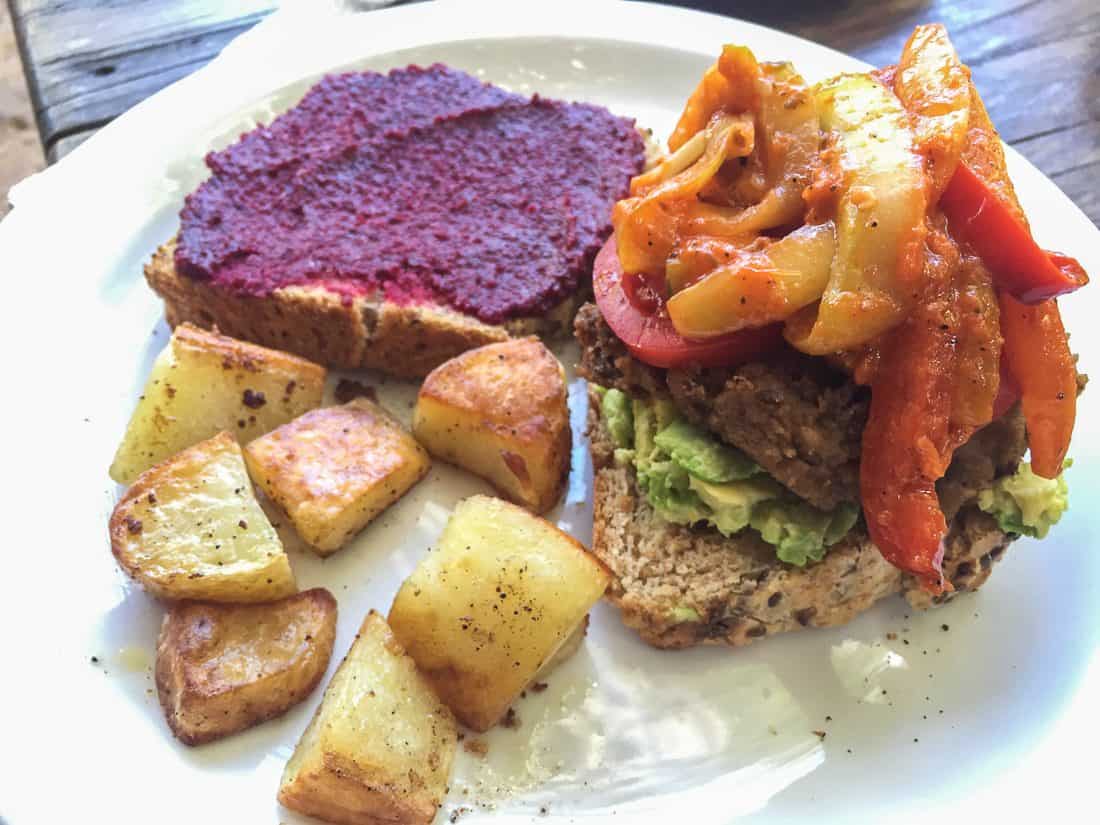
left=109, top=431, right=296, bottom=602
left=110, top=323, right=326, bottom=485
left=244, top=399, right=430, bottom=555
left=278, top=611, right=457, bottom=825
left=388, top=495, right=610, bottom=731
left=155, top=588, right=337, bottom=745
left=413, top=337, right=570, bottom=514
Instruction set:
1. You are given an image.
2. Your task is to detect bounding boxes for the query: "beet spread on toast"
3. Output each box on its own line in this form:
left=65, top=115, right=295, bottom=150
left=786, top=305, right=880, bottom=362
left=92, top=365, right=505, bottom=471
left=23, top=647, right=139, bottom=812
left=175, top=64, right=646, bottom=324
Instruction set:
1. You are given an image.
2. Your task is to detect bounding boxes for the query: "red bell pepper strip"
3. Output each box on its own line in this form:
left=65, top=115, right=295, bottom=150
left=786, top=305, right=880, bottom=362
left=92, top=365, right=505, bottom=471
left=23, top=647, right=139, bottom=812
left=940, top=162, right=1089, bottom=303
left=861, top=296, right=956, bottom=594
left=992, top=352, right=1020, bottom=420
left=998, top=293, right=1077, bottom=478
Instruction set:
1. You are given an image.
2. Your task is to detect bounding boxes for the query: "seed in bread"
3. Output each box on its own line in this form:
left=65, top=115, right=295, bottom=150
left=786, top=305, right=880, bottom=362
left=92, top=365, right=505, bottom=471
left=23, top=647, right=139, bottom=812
left=413, top=338, right=571, bottom=514
left=388, top=495, right=610, bottom=731
left=109, top=322, right=325, bottom=485
left=108, top=431, right=296, bottom=602
left=244, top=398, right=430, bottom=555
left=155, top=588, right=337, bottom=745
left=278, top=610, right=457, bottom=825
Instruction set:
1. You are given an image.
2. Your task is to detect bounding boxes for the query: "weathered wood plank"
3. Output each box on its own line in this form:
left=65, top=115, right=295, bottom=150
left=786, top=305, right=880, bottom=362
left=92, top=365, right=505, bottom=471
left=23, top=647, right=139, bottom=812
left=1051, top=163, right=1099, bottom=226
left=1015, top=121, right=1100, bottom=225
left=7, top=0, right=1100, bottom=224
left=8, top=0, right=275, bottom=150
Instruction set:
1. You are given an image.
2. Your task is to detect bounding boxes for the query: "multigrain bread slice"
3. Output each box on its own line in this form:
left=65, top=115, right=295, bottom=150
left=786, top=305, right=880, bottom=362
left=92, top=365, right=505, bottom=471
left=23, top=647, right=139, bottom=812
left=586, top=389, right=1015, bottom=649
left=146, top=239, right=582, bottom=379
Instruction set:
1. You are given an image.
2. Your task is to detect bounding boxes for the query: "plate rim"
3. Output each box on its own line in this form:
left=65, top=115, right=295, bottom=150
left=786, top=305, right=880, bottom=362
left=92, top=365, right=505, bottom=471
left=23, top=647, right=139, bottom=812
left=2, top=3, right=1099, bottom=824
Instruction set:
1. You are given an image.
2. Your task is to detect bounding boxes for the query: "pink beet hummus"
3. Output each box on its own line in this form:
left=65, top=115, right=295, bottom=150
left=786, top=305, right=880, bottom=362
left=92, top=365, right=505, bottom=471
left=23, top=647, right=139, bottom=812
left=176, top=64, right=645, bottom=323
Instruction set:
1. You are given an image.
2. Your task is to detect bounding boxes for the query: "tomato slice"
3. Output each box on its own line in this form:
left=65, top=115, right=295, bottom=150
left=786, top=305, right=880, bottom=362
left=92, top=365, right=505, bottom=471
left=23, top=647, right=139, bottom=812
left=593, top=237, right=783, bottom=369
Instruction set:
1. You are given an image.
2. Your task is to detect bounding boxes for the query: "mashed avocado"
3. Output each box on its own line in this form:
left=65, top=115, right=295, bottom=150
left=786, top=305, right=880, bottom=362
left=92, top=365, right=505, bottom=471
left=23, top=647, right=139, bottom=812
left=599, top=387, right=859, bottom=566
left=977, top=460, right=1070, bottom=539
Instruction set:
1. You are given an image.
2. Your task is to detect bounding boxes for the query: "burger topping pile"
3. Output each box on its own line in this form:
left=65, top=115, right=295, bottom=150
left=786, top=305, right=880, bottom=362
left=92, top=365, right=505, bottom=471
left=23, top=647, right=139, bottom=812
left=595, top=25, right=1086, bottom=592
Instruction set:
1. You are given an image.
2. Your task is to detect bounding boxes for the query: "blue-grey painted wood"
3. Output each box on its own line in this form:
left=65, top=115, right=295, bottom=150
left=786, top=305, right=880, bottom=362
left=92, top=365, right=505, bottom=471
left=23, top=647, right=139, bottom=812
left=6, top=0, right=1099, bottom=222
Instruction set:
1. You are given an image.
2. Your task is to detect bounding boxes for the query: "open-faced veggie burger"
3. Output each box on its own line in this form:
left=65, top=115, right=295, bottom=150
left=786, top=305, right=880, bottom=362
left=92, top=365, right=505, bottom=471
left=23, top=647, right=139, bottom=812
left=578, top=24, right=1086, bottom=649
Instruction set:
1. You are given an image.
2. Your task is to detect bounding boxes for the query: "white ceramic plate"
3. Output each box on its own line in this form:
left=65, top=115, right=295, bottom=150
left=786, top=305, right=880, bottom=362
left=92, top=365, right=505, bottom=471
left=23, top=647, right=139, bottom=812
left=2, top=1, right=1098, bottom=823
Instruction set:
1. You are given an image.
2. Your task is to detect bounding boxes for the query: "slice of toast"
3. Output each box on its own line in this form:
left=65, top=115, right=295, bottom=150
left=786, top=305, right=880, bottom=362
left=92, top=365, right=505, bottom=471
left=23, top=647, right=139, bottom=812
left=586, top=388, right=1014, bottom=649
left=145, top=239, right=582, bottom=379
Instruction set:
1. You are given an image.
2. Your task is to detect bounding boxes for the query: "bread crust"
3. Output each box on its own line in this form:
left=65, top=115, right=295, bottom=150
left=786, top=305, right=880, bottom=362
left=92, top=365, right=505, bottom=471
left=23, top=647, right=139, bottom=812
left=586, top=388, right=1015, bottom=649
left=146, top=239, right=579, bottom=378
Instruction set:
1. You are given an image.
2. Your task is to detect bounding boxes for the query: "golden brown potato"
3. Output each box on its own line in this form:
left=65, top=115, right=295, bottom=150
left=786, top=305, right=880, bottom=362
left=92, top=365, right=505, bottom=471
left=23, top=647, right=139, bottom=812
left=244, top=398, right=430, bottom=555
left=278, top=611, right=457, bottom=825
left=413, top=337, right=570, bottom=514
left=109, top=431, right=296, bottom=602
left=109, top=323, right=326, bottom=485
left=388, top=495, right=610, bottom=731
left=155, top=588, right=337, bottom=745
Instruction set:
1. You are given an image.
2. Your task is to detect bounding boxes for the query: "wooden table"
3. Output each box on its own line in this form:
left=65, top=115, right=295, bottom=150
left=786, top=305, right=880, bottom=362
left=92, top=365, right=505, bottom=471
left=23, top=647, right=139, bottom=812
left=8, top=0, right=1099, bottom=223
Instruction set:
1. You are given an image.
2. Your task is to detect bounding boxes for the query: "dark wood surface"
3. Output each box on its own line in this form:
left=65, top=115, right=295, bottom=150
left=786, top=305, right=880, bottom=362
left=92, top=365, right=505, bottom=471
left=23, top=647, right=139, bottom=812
left=7, top=0, right=1099, bottom=224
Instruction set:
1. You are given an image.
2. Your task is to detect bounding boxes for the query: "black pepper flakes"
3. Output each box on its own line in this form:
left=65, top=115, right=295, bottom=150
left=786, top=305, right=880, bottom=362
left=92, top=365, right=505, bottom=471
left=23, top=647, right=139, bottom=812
left=242, top=389, right=267, bottom=409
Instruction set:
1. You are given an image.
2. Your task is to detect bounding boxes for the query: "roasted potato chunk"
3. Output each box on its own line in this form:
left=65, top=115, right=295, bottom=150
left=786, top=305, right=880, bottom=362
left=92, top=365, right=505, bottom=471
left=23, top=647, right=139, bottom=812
left=278, top=611, right=457, bottom=825
left=109, top=431, right=296, bottom=602
left=110, top=323, right=326, bottom=485
left=245, top=399, right=430, bottom=555
left=413, top=337, right=570, bottom=514
left=155, top=588, right=337, bottom=745
left=388, top=495, right=610, bottom=731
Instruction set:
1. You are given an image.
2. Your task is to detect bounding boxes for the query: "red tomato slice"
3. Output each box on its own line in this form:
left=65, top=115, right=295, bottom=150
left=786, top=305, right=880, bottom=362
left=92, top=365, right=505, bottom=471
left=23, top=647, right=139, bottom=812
left=593, top=237, right=783, bottom=369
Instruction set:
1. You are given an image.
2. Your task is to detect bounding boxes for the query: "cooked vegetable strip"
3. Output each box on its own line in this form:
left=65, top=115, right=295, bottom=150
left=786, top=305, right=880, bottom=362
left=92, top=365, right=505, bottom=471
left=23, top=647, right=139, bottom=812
left=615, top=112, right=754, bottom=275
left=947, top=252, right=1001, bottom=440
left=947, top=78, right=1080, bottom=477
left=894, top=24, right=971, bottom=200
left=861, top=292, right=955, bottom=593
left=861, top=212, right=1003, bottom=593
left=669, top=45, right=760, bottom=151
left=998, top=294, right=1077, bottom=478
left=665, top=236, right=764, bottom=294
left=630, top=130, right=707, bottom=195
left=941, top=162, right=1089, bottom=302
left=710, top=62, right=819, bottom=236
left=667, top=222, right=836, bottom=336
left=786, top=73, right=927, bottom=354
